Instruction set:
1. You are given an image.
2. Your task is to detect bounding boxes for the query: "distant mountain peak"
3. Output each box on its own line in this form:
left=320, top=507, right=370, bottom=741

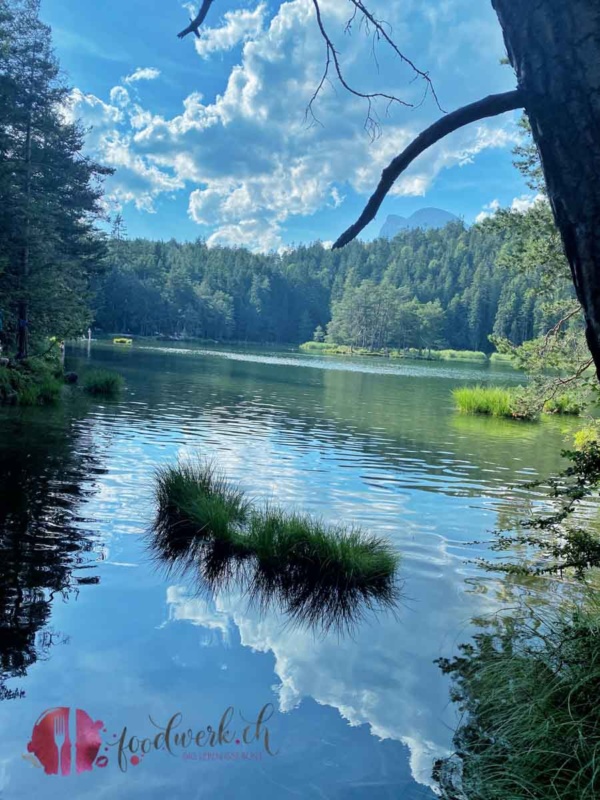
left=379, top=208, right=459, bottom=239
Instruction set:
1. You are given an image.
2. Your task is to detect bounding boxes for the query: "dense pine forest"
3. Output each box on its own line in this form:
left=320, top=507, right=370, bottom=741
left=94, top=220, right=570, bottom=353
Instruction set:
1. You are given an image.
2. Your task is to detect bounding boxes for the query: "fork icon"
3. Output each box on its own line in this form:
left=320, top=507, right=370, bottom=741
left=54, top=714, right=67, bottom=776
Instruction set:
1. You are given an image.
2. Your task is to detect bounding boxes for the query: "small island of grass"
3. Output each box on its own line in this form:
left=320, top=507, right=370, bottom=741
left=82, top=369, right=124, bottom=397
left=452, top=385, right=583, bottom=421
left=152, top=461, right=400, bottom=628
left=300, top=341, right=491, bottom=363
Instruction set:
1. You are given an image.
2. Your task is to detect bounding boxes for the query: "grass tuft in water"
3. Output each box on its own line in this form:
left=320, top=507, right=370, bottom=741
left=151, top=460, right=400, bottom=632
left=82, top=369, right=124, bottom=397
left=452, top=385, right=536, bottom=421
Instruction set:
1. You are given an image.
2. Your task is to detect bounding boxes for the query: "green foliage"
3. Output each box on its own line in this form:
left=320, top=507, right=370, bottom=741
left=574, top=425, right=600, bottom=450
left=92, top=220, right=567, bottom=353
left=482, top=443, right=600, bottom=577
left=434, top=349, right=487, bottom=362
left=82, top=369, right=124, bottom=397
left=543, top=393, right=583, bottom=415
left=152, top=460, right=399, bottom=630
left=436, top=599, right=600, bottom=800
left=0, top=0, right=110, bottom=356
left=300, top=341, right=490, bottom=362
left=452, top=385, right=536, bottom=420
left=312, top=325, right=325, bottom=343
left=325, top=280, right=446, bottom=352
left=0, top=357, right=62, bottom=405
left=482, top=116, right=592, bottom=417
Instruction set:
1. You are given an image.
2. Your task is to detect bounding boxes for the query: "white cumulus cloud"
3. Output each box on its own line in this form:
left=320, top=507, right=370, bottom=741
left=69, top=0, right=520, bottom=250
left=123, top=67, right=161, bottom=84
left=476, top=193, right=546, bottom=222
left=195, top=4, right=267, bottom=58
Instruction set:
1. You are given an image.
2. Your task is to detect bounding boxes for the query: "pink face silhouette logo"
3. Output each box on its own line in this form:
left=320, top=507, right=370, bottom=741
left=27, top=708, right=106, bottom=775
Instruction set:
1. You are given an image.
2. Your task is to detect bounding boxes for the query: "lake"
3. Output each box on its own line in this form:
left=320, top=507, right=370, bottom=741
left=0, top=342, right=577, bottom=798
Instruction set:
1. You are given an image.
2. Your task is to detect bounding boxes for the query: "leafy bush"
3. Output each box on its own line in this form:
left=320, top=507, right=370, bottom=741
left=0, top=359, right=63, bottom=406
left=543, top=393, right=583, bottom=415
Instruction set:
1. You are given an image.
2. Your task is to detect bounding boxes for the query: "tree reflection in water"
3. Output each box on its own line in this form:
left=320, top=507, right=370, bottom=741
left=0, top=406, right=103, bottom=700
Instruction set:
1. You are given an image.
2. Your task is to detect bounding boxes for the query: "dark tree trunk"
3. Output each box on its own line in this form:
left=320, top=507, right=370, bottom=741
left=492, top=0, right=600, bottom=377
left=17, top=110, right=33, bottom=361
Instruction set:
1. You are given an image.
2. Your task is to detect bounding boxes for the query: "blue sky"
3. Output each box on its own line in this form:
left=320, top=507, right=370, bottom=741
left=43, top=0, right=531, bottom=250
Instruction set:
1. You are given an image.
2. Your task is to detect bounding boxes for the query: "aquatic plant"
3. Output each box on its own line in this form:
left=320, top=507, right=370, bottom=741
left=488, top=352, right=514, bottom=363
left=435, top=598, right=600, bottom=800
left=299, top=342, right=490, bottom=363
left=82, top=369, right=124, bottom=397
left=151, top=461, right=400, bottom=632
left=434, top=349, right=488, bottom=362
left=452, top=385, right=535, bottom=420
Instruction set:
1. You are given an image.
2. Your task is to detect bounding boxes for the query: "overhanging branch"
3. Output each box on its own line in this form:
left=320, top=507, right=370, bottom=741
left=332, top=89, right=525, bottom=249
left=178, top=0, right=216, bottom=39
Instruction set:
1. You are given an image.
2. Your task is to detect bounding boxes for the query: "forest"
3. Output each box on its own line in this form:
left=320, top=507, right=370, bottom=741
left=93, top=217, right=572, bottom=354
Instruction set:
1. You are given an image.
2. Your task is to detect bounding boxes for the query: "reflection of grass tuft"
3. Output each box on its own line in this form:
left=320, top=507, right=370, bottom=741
left=152, top=460, right=400, bottom=631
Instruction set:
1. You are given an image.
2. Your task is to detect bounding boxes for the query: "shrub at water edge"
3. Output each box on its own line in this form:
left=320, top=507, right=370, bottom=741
left=0, top=357, right=63, bottom=406
left=435, top=598, right=600, bottom=800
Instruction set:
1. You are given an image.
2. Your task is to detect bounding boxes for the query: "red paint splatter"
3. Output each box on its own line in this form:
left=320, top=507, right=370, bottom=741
left=131, top=756, right=140, bottom=766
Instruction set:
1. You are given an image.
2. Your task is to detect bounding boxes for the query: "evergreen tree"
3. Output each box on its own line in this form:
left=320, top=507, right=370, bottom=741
left=0, top=0, right=110, bottom=357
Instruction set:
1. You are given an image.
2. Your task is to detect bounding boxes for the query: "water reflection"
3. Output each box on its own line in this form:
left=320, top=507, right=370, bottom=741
left=0, top=404, right=103, bottom=700
left=150, top=501, right=402, bottom=635
left=0, top=344, right=581, bottom=799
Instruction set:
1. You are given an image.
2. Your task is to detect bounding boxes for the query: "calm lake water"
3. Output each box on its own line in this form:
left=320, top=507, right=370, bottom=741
left=0, top=343, right=579, bottom=798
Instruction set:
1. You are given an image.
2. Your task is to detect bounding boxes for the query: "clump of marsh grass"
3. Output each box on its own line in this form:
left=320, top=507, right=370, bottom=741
left=151, top=460, right=400, bottom=632
left=245, top=508, right=399, bottom=630
left=452, top=385, right=536, bottom=420
left=82, top=369, right=124, bottom=397
left=153, top=462, right=250, bottom=566
left=435, top=597, right=600, bottom=800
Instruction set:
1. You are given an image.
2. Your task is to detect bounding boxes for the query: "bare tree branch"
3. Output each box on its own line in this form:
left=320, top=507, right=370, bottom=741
left=332, top=89, right=525, bottom=249
left=178, top=0, right=216, bottom=40
left=309, top=0, right=414, bottom=137
left=540, top=305, right=582, bottom=357
left=346, top=0, right=442, bottom=111
left=177, top=1, right=441, bottom=137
